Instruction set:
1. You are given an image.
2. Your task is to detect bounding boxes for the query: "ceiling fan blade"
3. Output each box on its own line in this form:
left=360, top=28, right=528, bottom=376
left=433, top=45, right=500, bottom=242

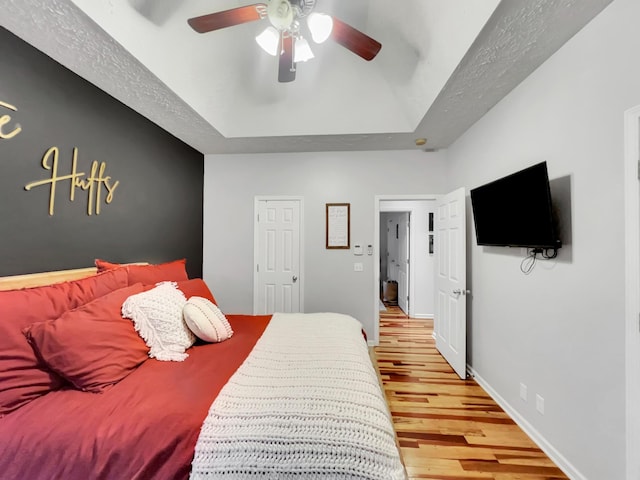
left=188, top=4, right=267, bottom=33
left=330, top=17, right=382, bottom=61
left=278, top=34, right=296, bottom=83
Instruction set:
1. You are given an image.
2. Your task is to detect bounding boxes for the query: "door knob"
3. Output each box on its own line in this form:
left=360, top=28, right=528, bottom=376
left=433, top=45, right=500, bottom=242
left=453, top=289, right=461, bottom=295
left=292, top=276, right=298, bottom=283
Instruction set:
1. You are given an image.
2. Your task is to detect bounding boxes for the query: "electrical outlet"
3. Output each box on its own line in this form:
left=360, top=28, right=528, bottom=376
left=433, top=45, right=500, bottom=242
left=536, top=394, right=545, bottom=415
left=354, top=263, right=363, bottom=272
left=519, top=383, right=527, bottom=402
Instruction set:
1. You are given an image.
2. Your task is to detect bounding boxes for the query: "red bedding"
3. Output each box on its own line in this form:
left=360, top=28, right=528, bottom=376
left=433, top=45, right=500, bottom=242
left=0, top=314, right=271, bottom=480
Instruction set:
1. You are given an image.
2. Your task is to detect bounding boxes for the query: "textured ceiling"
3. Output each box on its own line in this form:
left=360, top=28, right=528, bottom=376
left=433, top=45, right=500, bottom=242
left=71, top=0, right=483, bottom=138
left=0, top=0, right=613, bottom=154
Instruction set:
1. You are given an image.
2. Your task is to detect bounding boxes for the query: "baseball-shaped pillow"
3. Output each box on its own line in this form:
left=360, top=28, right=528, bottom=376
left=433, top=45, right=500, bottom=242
left=182, top=297, right=233, bottom=343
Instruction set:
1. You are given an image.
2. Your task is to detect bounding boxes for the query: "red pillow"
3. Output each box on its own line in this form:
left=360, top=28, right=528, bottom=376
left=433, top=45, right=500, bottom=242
left=94, top=259, right=121, bottom=271
left=127, top=259, right=188, bottom=285
left=0, top=268, right=128, bottom=415
left=24, top=284, right=149, bottom=393
left=176, top=278, right=217, bottom=305
left=95, top=259, right=189, bottom=285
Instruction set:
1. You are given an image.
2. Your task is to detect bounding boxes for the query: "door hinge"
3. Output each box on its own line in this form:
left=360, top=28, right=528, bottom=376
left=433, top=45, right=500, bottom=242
left=637, top=160, right=640, bottom=180
left=257, top=264, right=259, bottom=273
left=257, top=213, right=260, bottom=222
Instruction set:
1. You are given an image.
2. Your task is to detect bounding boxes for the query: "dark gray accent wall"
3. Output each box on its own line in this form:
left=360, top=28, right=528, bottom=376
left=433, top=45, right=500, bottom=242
left=0, top=28, right=203, bottom=278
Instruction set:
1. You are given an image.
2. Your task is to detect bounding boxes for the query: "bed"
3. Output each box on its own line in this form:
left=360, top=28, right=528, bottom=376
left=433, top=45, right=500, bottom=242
left=0, top=261, right=406, bottom=479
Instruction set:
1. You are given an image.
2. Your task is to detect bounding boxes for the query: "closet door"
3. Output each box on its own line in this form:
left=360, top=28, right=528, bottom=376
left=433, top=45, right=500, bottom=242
left=254, top=199, right=301, bottom=314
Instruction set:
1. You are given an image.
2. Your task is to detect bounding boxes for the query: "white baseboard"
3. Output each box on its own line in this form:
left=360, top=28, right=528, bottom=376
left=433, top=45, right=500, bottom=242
left=411, top=313, right=433, bottom=319
left=467, top=366, right=586, bottom=480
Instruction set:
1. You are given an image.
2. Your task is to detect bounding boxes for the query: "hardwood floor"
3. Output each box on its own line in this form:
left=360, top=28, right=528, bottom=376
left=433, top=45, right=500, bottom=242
left=375, top=305, right=569, bottom=480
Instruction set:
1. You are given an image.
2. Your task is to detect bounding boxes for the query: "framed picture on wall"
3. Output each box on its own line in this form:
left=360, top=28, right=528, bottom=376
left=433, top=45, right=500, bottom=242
left=326, top=203, right=350, bottom=249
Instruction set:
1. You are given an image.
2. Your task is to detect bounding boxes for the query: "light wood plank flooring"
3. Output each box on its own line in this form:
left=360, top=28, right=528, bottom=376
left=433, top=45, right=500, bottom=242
left=375, top=305, right=569, bottom=480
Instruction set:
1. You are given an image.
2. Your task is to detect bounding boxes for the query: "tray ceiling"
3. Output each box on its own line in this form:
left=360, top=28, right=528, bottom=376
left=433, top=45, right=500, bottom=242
left=0, top=0, right=613, bottom=154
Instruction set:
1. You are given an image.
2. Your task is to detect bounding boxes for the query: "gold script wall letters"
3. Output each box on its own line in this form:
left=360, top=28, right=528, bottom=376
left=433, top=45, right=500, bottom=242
left=0, top=100, right=22, bottom=140
left=1, top=98, right=120, bottom=216
left=24, top=147, right=120, bottom=216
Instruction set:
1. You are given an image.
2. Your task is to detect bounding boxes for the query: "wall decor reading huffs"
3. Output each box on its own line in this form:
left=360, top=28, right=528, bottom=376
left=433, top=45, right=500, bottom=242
left=1, top=97, right=120, bottom=216
left=0, top=100, right=22, bottom=140
left=24, top=147, right=119, bottom=216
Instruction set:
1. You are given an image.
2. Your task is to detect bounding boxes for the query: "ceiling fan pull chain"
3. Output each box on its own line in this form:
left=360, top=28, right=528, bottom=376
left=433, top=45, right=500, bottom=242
left=280, top=30, right=285, bottom=55
left=296, top=0, right=316, bottom=17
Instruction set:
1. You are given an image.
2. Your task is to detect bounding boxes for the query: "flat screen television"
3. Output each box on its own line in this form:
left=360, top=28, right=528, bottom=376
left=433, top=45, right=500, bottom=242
left=470, top=162, right=561, bottom=249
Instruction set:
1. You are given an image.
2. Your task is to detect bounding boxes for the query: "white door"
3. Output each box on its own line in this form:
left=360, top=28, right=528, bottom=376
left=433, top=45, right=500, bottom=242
left=254, top=199, right=301, bottom=314
left=398, top=213, right=410, bottom=314
left=434, top=188, right=467, bottom=379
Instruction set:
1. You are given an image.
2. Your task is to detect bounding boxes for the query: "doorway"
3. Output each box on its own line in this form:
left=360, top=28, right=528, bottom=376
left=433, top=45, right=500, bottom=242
left=380, top=211, right=411, bottom=315
left=374, top=196, right=438, bottom=345
left=374, top=192, right=468, bottom=380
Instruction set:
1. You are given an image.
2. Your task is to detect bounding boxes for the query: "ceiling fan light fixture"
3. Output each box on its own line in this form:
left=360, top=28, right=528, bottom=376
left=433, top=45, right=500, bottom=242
left=294, top=36, right=314, bottom=62
left=268, top=0, right=294, bottom=30
left=307, top=12, right=333, bottom=44
left=256, top=26, right=280, bottom=56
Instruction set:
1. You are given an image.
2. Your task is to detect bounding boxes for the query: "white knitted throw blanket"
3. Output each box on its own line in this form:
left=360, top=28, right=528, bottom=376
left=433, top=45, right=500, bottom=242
left=190, top=312, right=406, bottom=480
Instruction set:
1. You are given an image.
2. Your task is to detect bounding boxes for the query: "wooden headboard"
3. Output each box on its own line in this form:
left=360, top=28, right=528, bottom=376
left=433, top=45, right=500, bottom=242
left=0, top=267, right=99, bottom=291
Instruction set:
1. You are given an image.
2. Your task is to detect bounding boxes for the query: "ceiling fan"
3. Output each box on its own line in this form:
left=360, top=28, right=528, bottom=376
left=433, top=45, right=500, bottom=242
left=187, top=0, right=382, bottom=83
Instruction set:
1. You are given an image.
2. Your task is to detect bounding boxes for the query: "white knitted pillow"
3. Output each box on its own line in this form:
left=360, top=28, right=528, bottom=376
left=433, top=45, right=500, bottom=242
left=183, top=297, right=233, bottom=343
left=121, top=282, right=195, bottom=361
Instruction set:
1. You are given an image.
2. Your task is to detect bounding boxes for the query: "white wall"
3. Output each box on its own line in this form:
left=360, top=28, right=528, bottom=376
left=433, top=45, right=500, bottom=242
left=446, top=0, right=639, bottom=478
left=203, top=150, right=447, bottom=344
